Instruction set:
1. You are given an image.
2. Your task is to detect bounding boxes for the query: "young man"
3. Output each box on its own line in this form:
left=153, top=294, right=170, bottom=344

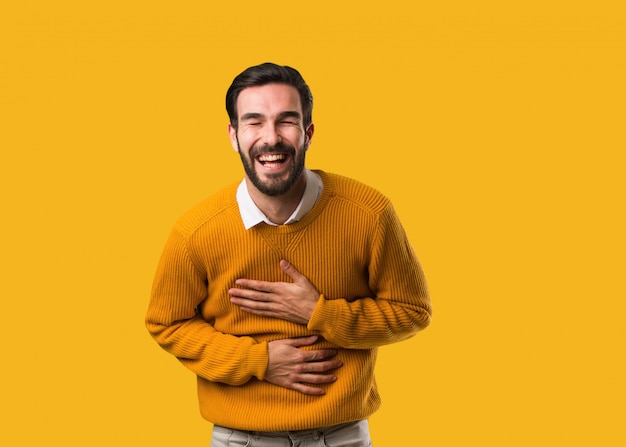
left=146, top=63, right=432, bottom=446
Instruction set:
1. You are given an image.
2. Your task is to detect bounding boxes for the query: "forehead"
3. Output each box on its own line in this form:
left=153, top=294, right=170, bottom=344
left=236, top=83, right=302, bottom=117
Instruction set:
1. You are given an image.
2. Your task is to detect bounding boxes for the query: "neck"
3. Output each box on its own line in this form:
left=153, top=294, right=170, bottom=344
left=246, top=172, right=307, bottom=225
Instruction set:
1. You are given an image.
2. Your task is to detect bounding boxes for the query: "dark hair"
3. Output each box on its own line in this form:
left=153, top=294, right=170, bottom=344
left=226, top=62, right=313, bottom=130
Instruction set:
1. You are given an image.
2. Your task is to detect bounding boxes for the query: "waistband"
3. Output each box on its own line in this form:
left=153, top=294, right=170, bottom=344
left=215, top=419, right=368, bottom=441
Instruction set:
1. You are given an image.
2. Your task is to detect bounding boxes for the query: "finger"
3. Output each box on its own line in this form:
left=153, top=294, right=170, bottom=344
left=300, top=348, right=341, bottom=363
left=280, top=260, right=304, bottom=282
left=297, top=358, right=343, bottom=373
left=237, top=306, right=279, bottom=318
left=290, top=372, right=339, bottom=395
left=294, top=373, right=338, bottom=385
left=229, top=288, right=273, bottom=302
left=230, top=296, right=274, bottom=309
left=234, top=278, right=276, bottom=292
left=291, top=382, right=327, bottom=395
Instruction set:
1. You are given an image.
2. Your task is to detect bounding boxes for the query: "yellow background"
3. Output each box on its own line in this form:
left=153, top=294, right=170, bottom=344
left=1, top=1, right=624, bottom=446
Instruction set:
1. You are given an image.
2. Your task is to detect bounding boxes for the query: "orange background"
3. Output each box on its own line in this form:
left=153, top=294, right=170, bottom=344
left=1, top=1, right=625, bottom=446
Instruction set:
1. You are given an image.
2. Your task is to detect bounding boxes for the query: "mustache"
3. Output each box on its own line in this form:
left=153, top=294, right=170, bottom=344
left=250, top=142, right=295, bottom=157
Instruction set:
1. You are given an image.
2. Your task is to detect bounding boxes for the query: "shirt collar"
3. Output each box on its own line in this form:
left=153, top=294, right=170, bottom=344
left=236, top=169, right=323, bottom=230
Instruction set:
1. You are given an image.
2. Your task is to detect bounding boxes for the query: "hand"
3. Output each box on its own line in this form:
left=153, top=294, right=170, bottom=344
left=229, top=260, right=320, bottom=325
left=266, top=335, right=342, bottom=395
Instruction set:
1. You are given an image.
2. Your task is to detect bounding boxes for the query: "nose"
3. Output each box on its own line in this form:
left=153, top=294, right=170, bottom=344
left=262, top=123, right=281, bottom=147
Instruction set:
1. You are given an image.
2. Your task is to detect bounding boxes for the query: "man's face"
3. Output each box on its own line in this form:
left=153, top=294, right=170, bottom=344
left=228, top=83, right=314, bottom=197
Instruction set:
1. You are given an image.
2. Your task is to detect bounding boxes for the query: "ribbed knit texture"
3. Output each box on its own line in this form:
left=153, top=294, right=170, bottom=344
left=146, top=170, right=431, bottom=431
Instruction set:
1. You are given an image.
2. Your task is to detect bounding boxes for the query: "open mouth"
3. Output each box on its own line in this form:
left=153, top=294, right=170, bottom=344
left=256, top=153, right=289, bottom=168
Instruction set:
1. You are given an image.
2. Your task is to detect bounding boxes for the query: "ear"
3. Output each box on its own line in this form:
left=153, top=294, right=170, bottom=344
left=228, top=123, right=239, bottom=152
left=304, top=123, right=314, bottom=150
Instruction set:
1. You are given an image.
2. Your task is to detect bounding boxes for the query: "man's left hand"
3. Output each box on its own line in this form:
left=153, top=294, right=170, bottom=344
left=229, top=260, right=320, bottom=325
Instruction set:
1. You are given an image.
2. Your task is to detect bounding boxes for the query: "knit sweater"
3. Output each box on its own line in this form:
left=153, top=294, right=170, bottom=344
left=146, top=170, right=431, bottom=431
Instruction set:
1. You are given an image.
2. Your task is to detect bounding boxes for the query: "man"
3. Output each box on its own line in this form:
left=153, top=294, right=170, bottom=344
left=146, top=62, right=432, bottom=446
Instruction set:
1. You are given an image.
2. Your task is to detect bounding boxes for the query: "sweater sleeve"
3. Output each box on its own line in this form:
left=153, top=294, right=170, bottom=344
left=307, top=202, right=432, bottom=349
left=145, top=228, right=269, bottom=384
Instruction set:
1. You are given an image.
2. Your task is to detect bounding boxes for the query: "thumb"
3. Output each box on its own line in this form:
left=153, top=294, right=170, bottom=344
left=286, top=335, right=319, bottom=348
left=280, top=259, right=303, bottom=281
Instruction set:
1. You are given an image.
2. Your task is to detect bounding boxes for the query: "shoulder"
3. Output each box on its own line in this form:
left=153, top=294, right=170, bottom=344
left=317, top=171, right=391, bottom=216
left=173, top=182, right=240, bottom=236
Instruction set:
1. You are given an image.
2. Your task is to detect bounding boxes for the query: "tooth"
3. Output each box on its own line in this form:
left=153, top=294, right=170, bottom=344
left=259, top=154, right=285, bottom=162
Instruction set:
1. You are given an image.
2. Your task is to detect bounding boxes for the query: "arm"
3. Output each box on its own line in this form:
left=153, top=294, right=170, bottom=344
left=309, top=203, right=432, bottom=348
left=146, top=228, right=342, bottom=392
left=229, top=203, right=432, bottom=349
left=145, top=228, right=268, bottom=385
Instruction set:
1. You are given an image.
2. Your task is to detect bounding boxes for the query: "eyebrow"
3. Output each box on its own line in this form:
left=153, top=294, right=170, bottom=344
left=277, top=111, right=302, bottom=120
left=240, top=112, right=264, bottom=121
left=240, top=111, right=302, bottom=121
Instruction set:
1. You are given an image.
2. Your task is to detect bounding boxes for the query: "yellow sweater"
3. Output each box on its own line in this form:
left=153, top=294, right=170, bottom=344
left=146, top=170, right=431, bottom=431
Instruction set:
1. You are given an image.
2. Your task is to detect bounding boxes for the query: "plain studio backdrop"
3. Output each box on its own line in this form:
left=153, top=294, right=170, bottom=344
left=1, top=1, right=624, bottom=446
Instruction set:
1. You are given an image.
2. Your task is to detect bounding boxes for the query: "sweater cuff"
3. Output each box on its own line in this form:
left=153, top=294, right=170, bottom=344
left=307, top=294, right=337, bottom=335
left=246, top=341, right=269, bottom=381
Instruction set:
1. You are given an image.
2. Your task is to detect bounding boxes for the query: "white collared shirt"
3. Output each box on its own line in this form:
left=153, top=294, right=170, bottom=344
left=236, top=169, right=323, bottom=230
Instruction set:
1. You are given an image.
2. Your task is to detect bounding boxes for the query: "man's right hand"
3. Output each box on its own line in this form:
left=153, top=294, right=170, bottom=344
left=265, top=335, right=343, bottom=395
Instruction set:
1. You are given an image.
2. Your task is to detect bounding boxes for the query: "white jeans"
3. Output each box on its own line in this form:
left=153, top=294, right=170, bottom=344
left=210, top=420, right=372, bottom=447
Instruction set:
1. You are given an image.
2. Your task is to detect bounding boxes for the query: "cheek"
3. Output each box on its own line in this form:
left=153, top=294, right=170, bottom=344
left=285, top=130, right=306, bottom=146
left=237, top=129, right=260, bottom=148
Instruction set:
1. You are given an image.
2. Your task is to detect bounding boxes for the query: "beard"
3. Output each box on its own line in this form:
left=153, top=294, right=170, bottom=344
left=238, top=140, right=307, bottom=197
